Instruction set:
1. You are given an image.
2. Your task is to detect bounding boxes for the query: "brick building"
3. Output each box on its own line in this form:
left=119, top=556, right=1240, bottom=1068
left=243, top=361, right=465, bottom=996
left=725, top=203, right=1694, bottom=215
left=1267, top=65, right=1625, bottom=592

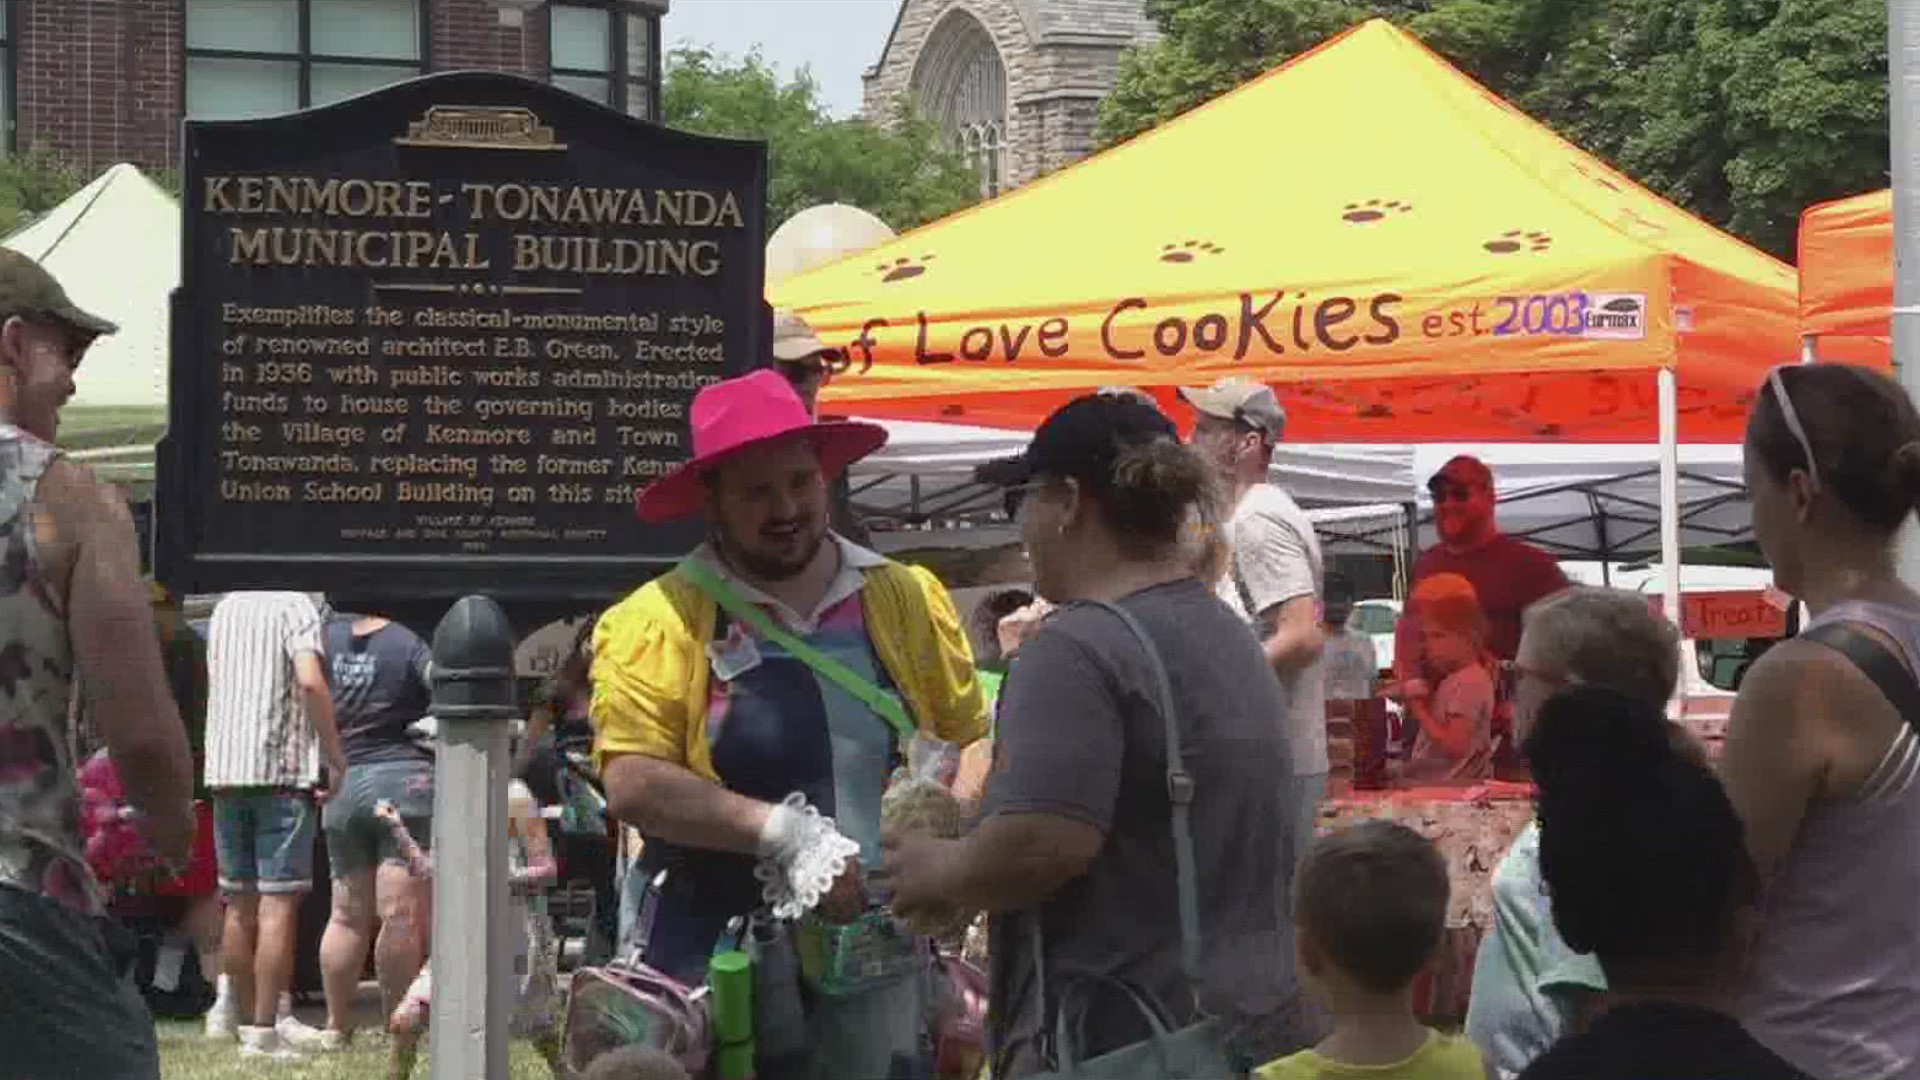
left=863, top=0, right=1154, bottom=197
left=3, top=0, right=667, bottom=178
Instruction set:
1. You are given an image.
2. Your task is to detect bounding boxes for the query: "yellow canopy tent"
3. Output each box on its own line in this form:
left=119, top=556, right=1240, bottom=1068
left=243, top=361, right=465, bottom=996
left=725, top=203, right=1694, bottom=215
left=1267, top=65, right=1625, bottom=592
left=771, top=19, right=1798, bottom=443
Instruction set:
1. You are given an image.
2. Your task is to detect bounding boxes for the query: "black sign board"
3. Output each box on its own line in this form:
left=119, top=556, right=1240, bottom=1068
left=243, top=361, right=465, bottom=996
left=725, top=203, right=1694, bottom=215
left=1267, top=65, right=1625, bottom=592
left=157, top=73, right=768, bottom=614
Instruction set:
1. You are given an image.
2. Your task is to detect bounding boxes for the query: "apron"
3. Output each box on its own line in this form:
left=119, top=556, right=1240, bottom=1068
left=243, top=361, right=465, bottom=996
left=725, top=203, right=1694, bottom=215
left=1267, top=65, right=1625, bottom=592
left=634, top=609, right=907, bottom=987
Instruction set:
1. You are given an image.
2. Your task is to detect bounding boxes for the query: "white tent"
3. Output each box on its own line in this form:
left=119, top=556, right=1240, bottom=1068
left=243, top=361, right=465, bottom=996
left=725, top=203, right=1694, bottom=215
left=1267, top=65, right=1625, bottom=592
left=846, top=422, right=1415, bottom=526
left=5, top=163, right=177, bottom=409
left=1409, top=444, right=1749, bottom=561
left=847, top=424, right=1751, bottom=562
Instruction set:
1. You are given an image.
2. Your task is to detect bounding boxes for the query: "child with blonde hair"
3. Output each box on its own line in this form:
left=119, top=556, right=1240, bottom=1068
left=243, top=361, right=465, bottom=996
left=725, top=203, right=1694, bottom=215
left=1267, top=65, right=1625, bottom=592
left=1403, top=573, right=1497, bottom=780
left=1258, top=820, right=1489, bottom=1079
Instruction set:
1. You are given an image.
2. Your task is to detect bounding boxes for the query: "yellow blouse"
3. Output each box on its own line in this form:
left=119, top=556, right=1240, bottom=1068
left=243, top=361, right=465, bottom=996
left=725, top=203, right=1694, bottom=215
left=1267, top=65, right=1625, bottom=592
left=590, top=558, right=987, bottom=778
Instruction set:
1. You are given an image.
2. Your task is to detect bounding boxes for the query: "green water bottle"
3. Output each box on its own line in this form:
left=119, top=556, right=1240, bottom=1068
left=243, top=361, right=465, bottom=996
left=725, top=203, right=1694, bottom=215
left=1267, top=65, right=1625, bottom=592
left=709, top=949, right=755, bottom=1080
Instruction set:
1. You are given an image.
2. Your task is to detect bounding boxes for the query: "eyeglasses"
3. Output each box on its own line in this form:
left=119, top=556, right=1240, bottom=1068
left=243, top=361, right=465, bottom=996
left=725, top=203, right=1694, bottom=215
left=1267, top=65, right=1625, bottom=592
left=1767, top=366, right=1822, bottom=494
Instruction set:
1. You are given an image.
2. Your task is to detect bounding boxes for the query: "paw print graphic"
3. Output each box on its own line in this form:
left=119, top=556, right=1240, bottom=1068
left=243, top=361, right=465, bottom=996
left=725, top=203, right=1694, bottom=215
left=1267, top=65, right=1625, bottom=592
left=1160, top=240, right=1224, bottom=264
left=1483, top=230, right=1553, bottom=255
left=875, top=255, right=934, bottom=283
left=1572, top=162, right=1623, bottom=193
left=1341, top=199, right=1412, bottom=224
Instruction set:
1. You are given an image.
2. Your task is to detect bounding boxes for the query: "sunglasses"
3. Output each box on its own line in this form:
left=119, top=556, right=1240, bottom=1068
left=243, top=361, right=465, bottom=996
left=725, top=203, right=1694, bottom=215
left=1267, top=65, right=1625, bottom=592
left=1428, top=482, right=1482, bottom=504
left=1002, top=481, right=1045, bottom=519
left=780, top=348, right=853, bottom=380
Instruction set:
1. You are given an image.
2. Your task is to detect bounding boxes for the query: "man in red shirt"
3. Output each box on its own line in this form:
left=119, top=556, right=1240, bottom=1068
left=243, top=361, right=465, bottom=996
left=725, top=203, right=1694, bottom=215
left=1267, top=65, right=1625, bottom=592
left=1392, top=456, right=1568, bottom=768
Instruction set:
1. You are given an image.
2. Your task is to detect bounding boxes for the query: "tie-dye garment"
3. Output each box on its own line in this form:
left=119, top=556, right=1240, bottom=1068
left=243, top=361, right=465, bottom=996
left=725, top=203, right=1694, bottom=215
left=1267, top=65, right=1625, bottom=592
left=0, top=427, right=91, bottom=914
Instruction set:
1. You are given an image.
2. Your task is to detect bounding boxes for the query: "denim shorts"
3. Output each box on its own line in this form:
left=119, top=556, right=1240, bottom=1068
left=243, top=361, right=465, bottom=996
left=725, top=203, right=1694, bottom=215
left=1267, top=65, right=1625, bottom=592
left=212, top=788, right=317, bottom=895
left=0, top=883, right=159, bottom=1078
left=322, top=760, right=434, bottom=878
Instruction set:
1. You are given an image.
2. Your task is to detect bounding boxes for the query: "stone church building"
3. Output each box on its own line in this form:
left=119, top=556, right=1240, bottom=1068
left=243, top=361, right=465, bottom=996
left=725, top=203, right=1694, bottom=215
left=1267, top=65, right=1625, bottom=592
left=863, top=1, right=1156, bottom=198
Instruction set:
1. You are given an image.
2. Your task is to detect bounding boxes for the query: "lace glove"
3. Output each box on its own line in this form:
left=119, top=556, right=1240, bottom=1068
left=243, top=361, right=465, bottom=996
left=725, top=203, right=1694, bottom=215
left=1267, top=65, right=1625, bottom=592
left=754, top=792, right=861, bottom=920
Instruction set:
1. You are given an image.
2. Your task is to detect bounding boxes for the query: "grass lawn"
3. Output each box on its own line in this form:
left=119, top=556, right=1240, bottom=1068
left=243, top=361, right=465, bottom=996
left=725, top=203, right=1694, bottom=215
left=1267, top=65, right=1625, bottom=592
left=157, top=1018, right=558, bottom=1079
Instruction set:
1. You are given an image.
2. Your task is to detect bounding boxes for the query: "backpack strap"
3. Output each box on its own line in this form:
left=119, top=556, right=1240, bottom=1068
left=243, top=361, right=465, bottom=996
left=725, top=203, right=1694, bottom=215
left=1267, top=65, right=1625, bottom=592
left=1798, top=621, right=1920, bottom=733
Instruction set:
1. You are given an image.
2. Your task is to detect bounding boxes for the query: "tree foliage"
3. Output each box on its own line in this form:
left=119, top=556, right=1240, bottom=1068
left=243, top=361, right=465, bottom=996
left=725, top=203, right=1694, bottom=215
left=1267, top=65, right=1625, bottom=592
left=0, top=146, right=83, bottom=237
left=662, top=46, right=982, bottom=236
left=1098, top=0, right=1889, bottom=258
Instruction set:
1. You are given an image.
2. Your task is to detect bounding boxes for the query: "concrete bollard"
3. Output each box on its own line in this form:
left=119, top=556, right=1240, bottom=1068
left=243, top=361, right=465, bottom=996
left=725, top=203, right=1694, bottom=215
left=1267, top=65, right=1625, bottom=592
left=428, top=595, right=520, bottom=1080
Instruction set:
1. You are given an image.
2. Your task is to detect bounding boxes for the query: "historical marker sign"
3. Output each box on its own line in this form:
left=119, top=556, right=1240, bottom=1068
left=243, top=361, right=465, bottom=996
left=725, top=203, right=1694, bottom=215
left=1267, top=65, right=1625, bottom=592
left=157, top=74, right=768, bottom=609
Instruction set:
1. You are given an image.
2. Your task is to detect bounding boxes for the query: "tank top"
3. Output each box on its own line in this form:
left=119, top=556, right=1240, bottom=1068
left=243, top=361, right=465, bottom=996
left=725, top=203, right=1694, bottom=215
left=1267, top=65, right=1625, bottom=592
left=1740, top=600, right=1920, bottom=1080
left=0, top=428, right=91, bottom=914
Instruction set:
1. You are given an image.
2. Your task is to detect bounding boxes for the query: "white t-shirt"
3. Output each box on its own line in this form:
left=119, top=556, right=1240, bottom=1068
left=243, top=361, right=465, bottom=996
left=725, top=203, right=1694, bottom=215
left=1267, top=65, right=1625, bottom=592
left=1217, top=484, right=1327, bottom=776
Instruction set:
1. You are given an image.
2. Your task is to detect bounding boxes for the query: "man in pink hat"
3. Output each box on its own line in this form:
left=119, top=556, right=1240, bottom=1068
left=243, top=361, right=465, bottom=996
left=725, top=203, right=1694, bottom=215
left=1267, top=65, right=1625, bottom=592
left=590, top=369, right=987, bottom=1079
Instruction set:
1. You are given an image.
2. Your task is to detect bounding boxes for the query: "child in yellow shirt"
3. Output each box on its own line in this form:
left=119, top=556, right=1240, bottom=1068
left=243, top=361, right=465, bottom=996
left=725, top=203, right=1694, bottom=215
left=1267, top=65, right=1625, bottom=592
left=1257, top=820, right=1491, bottom=1080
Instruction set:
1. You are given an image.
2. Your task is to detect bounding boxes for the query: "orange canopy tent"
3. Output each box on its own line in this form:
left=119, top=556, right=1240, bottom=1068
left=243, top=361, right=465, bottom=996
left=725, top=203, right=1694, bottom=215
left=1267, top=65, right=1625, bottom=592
left=771, top=19, right=1798, bottom=443
left=1798, top=189, right=1893, bottom=363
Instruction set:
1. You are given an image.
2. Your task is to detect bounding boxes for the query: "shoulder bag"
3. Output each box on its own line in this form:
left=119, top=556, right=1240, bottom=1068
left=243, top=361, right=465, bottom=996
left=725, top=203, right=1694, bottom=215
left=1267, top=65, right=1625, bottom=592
left=1025, top=600, right=1240, bottom=1079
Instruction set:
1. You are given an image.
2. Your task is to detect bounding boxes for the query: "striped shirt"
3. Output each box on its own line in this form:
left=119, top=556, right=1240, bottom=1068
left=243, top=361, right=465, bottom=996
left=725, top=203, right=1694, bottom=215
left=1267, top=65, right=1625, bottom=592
left=204, top=591, right=325, bottom=789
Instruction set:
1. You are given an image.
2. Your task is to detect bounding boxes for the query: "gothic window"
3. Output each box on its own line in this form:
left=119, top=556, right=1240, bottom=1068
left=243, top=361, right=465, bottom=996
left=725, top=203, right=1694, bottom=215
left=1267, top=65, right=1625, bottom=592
left=911, top=11, right=1008, bottom=198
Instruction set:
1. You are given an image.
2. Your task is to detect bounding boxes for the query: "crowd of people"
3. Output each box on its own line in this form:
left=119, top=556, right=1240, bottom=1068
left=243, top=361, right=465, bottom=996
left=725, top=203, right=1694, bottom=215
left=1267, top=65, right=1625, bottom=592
left=0, top=251, right=1918, bottom=1080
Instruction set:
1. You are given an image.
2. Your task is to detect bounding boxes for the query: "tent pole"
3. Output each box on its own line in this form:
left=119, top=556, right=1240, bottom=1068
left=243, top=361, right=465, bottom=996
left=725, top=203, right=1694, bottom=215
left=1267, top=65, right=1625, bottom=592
left=1892, top=0, right=1920, bottom=589
left=1658, top=367, right=1686, bottom=719
left=1800, top=334, right=1817, bottom=364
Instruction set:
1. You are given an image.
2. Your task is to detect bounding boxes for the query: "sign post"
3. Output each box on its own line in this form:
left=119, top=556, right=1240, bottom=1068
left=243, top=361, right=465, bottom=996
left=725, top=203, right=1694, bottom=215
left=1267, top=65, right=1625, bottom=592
left=427, top=596, right=519, bottom=1080
left=157, top=73, right=768, bottom=1072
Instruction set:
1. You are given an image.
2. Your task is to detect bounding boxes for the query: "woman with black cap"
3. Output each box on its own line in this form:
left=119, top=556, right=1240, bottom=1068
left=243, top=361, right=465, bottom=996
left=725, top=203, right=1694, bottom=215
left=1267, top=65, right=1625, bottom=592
left=881, top=391, right=1315, bottom=1077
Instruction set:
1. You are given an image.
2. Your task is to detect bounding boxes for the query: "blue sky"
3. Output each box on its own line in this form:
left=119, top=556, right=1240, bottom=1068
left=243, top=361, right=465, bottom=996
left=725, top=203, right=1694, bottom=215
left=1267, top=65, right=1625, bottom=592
left=664, top=1, right=904, bottom=117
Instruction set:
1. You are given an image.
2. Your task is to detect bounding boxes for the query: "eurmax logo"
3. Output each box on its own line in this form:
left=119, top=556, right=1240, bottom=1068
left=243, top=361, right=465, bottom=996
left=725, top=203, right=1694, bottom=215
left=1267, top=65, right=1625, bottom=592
left=1584, top=293, right=1647, bottom=340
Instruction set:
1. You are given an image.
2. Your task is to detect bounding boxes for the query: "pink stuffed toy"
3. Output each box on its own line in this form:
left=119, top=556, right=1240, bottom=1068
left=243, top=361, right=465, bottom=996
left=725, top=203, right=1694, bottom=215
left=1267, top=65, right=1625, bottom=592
left=77, top=749, right=159, bottom=885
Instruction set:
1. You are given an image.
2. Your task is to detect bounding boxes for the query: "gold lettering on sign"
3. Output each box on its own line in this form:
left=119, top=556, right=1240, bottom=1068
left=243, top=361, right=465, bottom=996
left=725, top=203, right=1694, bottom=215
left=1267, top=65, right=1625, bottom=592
left=395, top=106, right=565, bottom=152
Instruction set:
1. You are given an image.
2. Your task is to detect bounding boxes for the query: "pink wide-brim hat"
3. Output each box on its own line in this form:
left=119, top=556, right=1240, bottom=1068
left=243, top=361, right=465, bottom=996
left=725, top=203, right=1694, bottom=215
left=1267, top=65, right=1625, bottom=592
left=634, top=368, right=889, bottom=522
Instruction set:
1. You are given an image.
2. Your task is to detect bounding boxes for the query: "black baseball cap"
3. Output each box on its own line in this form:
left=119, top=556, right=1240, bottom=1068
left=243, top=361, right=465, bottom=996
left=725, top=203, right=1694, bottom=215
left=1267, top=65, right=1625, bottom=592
left=975, top=392, right=1181, bottom=490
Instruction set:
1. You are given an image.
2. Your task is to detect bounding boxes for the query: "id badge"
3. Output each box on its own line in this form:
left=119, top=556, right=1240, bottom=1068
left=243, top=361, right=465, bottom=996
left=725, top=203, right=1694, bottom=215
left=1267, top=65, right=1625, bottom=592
left=707, top=624, right=762, bottom=683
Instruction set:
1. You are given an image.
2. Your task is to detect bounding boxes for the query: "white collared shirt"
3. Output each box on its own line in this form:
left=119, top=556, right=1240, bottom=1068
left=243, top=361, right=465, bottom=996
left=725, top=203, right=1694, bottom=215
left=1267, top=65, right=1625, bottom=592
left=687, top=533, right=887, bottom=634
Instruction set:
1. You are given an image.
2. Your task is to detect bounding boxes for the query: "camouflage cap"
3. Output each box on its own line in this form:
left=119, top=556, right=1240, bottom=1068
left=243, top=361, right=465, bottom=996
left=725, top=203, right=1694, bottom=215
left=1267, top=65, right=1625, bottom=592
left=0, top=249, right=117, bottom=338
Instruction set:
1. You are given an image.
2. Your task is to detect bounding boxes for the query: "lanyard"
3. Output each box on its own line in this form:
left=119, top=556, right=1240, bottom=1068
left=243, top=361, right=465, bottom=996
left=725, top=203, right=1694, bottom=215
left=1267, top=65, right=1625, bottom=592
left=680, top=560, right=917, bottom=744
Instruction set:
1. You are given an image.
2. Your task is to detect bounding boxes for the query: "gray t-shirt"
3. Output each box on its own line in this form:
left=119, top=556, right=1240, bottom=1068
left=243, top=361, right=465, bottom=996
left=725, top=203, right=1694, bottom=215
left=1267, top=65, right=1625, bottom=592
left=983, top=580, right=1316, bottom=1076
left=1217, top=484, right=1327, bottom=776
